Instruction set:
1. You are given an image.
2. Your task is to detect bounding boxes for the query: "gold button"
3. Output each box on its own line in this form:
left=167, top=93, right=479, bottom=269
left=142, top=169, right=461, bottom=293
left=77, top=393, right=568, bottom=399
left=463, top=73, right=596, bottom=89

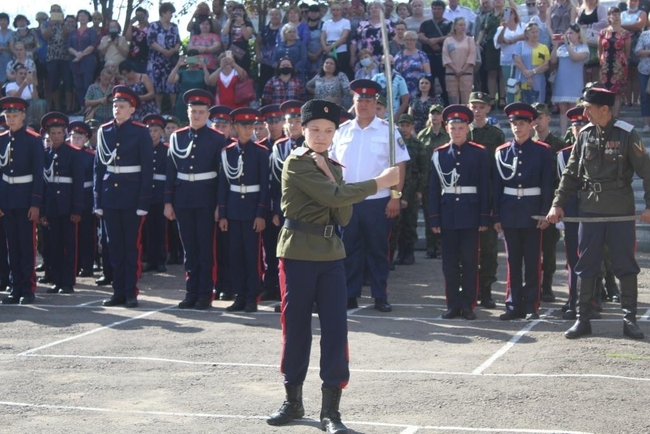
left=193, top=144, right=197, bottom=148
left=117, top=156, right=121, bottom=160
left=116, top=143, right=120, bottom=147
left=114, top=183, right=118, bottom=187
left=55, top=162, right=58, bottom=165
left=11, top=137, right=14, bottom=141
left=152, top=184, right=155, bottom=187
left=9, top=170, right=13, bottom=173
left=9, top=158, right=12, bottom=162
left=456, top=163, right=460, bottom=166
left=457, top=152, right=461, bottom=155
left=153, top=159, right=156, bottom=163
left=455, top=197, right=460, bottom=201
left=191, top=155, right=195, bottom=159
left=519, top=161, right=523, bottom=165
left=518, top=184, right=522, bottom=187
left=517, top=197, right=521, bottom=200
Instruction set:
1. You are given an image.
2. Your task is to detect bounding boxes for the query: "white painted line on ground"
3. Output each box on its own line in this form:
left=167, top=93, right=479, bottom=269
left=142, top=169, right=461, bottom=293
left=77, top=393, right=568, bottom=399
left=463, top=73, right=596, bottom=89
left=75, top=300, right=104, bottom=307
left=21, top=354, right=650, bottom=383
left=17, top=305, right=174, bottom=356
left=400, top=426, right=420, bottom=434
left=0, top=401, right=594, bottom=433
left=472, top=310, right=557, bottom=375
left=640, top=308, right=650, bottom=321
left=346, top=304, right=369, bottom=315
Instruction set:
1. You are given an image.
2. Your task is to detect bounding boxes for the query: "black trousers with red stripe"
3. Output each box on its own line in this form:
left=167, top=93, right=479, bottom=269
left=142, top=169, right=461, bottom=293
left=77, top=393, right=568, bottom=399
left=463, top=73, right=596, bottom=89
left=279, top=258, right=349, bottom=388
left=103, top=209, right=144, bottom=299
left=175, top=207, right=216, bottom=300
left=441, top=228, right=480, bottom=311
left=229, top=219, right=261, bottom=304
left=503, top=227, right=542, bottom=314
left=47, top=214, right=77, bottom=288
left=3, top=208, right=36, bottom=296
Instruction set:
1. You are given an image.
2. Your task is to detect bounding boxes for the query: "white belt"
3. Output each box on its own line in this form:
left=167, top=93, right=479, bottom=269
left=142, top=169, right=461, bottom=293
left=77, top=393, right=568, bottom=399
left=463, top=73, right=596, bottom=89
left=2, top=174, right=33, bottom=184
left=443, top=186, right=477, bottom=194
left=503, top=187, right=541, bottom=197
left=84, top=181, right=93, bottom=188
left=106, top=165, right=141, bottom=174
left=230, top=184, right=260, bottom=193
left=177, top=171, right=217, bottom=182
left=153, top=174, right=166, bottom=181
left=52, top=176, right=73, bottom=184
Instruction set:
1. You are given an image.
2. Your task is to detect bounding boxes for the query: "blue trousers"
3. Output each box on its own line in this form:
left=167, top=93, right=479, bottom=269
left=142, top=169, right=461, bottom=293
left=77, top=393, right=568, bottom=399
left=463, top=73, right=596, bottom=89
left=576, top=219, right=639, bottom=278
left=262, top=220, right=280, bottom=292
left=77, top=211, right=96, bottom=271
left=441, top=229, right=480, bottom=310
left=103, top=209, right=144, bottom=299
left=3, top=208, right=36, bottom=297
left=279, top=258, right=349, bottom=388
left=0, top=218, right=8, bottom=286
left=144, top=203, right=167, bottom=267
left=563, top=222, right=579, bottom=309
left=216, top=225, right=232, bottom=294
left=503, top=227, right=542, bottom=313
left=99, top=217, right=112, bottom=279
left=176, top=207, right=216, bottom=299
left=230, top=219, right=261, bottom=304
left=342, top=197, right=391, bottom=299
left=48, top=215, right=77, bottom=288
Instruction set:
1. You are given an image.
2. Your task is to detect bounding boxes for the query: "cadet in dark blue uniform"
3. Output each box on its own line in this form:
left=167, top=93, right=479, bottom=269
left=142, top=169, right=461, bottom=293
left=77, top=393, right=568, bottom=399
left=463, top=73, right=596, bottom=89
left=95, top=86, right=154, bottom=308
left=258, top=104, right=285, bottom=301
left=40, top=113, right=84, bottom=295
left=68, top=121, right=97, bottom=278
left=429, top=106, right=490, bottom=320
left=209, top=105, right=234, bottom=139
left=494, top=103, right=554, bottom=320
left=218, top=108, right=270, bottom=313
left=0, top=97, right=44, bottom=305
left=0, top=114, right=8, bottom=292
left=142, top=114, right=168, bottom=273
left=165, top=90, right=226, bottom=310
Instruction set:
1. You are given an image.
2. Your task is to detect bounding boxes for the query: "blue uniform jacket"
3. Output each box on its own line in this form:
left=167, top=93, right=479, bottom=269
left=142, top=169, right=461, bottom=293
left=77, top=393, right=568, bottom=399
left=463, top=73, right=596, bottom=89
left=270, top=136, right=303, bottom=217
left=218, top=139, right=270, bottom=221
left=164, top=125, right=225, bottom=209
left=94, top=119, right=154, bottom=211
left=557, top=145, right=578, bottom=218
left=0, top=127, right=44, bottom=210
left=152, top=141, right=168, bottom=205
left=80, top=147, right=95, bottom=214
left=493, top=138, right=553, bottom=228
left=429, top=141, right=490, bottom=229
left=42, top=143, right=84, bottom=217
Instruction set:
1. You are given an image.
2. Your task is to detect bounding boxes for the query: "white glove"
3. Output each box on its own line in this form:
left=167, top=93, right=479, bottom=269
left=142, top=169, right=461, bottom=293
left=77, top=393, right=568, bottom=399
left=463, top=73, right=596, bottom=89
left=95, top=209, right=103, bottom=216
left=136, top=210, right=148, bottom=216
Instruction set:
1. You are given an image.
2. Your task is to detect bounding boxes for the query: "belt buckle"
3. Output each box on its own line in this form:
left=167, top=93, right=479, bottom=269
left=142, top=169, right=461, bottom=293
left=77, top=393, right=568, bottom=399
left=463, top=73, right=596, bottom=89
left=592, top=182, right=602, bottom=193
left=454, top=185, right=460, bottom=194
left=7, top=176, right=13, bottom=185
left=323, top=225, right=334, bottom=238
left=113, top=166, right=120, bottom=174
left=242, top=184, right=247, bottom=194
left=517, top=187, right=524, bottom=197
left=189, top=173, right=195, bottom=182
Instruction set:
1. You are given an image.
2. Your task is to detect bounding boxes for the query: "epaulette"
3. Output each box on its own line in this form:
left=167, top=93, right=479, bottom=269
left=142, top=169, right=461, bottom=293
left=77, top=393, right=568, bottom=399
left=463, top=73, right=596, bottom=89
left=533, top=140, right=551, bottom=149
left=468, top=141, right=485, bottom=150
left=380, top=118, right=389, bottom=125
left=434, top=143, right=451, bottom=152
left=224, top=142, right=238, bottom=150
left=101, top=120, right=113, bottom=128
left=175, top=126, right=190, bottom=133
left=291, top=147, right=310, bottom=157
left=26, top=129, right=41, bottom=138
left=84, top=147, right=96, bottom=155
left=132, top=121, right=146, bottom=128
left=614, top=119, right=634, bottom=132
left=328, top=158, right=345, bottom=167
left=558, top=145, right=574, bottom=154
left=68, top=143, right=82, bottom=151
left=0, top=131, right=10, bottom=137
left=253, top=142, right=268, bottom=151
left=496, top=142, right=510, bottom=151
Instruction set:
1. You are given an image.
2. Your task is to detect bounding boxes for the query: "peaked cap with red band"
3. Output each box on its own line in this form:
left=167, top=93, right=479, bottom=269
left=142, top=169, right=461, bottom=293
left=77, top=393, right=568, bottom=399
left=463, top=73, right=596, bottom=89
left=442, top=105, right=474, bottom=124
left=41, top=112, right=69, bottom=130
left=260, top=104, right=284, bottom=122
left=183, top=89, right=214, bottom=107
left=566, top=107, right=588, bottom=126
left=143, top=114, right=167, bottom=129
left=209, top=105, right=233, bottom=122
left=504, top=102, right=538, bottom=122
left=350, top=79, right=382, bottom=99
left=230, top=107, right=261, bottom=124
left=0, top=97, right=29, bottom=113
left=280, top=100, right=303, bottom=118
left=68, top=121, right=92, bottom=138
left=112, top=85, right=141, bottom=109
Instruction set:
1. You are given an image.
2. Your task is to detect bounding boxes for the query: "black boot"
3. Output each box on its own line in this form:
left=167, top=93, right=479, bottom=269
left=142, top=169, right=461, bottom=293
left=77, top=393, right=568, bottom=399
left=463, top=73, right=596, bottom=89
left=267, top=385, right=304, bottom=426
left=620, top=275, right=644, bottom=339
left=605, top=271, right=621, bottom=302
left=565, top=277, right=595, bottom=339
left=320, top=386, right=347, bottom=433
left=402, top=244, right=415, bottom=265
left=394, top=244, right=405, bottom=266
left=480, top=285, right=497, bottom=309
left=540, top=272, right=556, bottom=302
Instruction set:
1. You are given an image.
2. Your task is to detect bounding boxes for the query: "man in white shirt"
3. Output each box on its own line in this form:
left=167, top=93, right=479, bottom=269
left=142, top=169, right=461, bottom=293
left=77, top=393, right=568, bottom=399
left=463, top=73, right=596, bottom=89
left=444, top=0, right=477, bottom=34
left=330, top=79, right=410, bottom=313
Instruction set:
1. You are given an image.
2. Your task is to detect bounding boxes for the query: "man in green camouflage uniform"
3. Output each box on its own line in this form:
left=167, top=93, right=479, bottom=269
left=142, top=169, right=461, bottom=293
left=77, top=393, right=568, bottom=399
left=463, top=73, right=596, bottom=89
left=532, top=102, right=567, bottom=303
left=467, top=91, right=504, bottom=308
left=417, top=104, right=449, bottom=259
left=392, top=114, right=428, bottom=265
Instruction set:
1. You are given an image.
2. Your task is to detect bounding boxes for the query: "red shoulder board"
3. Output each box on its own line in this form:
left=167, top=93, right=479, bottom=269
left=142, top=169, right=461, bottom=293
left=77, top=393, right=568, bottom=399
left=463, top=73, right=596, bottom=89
left=101, top=120, right=113, bottom=128
left=67, top=143, right=82, bottom=151
left=162, top=141, right=169, bottom=148
left=253, top=142, right=268, bottom=151
left=224, top=142, right=238, bottom=150
left=328, top=158, right=345, bottom=168
left=558, top=145, right=574, bottom=154
left=496, top=143, right=510, bottom=151
left=533, top=140, right=551, bottom=149
left=26, top=129, right=41, bottom=138
left=0, top=131, right=9, bottom=137
left=84, top=148, right=96, bottom=155
left=291, top=147, right=310, bottom=157
left=175, top=126, right=190, bottom=133
left=468, top=141, right=485, bottom=150
left=434, top=143, right=451, bottom=152
left=132, top=121, right=146, bottom=128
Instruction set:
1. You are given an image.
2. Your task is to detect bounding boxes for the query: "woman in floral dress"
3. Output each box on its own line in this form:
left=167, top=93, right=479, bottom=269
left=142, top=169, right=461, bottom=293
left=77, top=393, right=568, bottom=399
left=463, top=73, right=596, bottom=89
left=306, top=56, right=352, bottom=108
left=408, top=76, right=441, bottom=134
left=147, top=2, right=181, bottom=110
left=394, top=30, right=431, bottom=98
left=598, top=6, right=631, bottom=116
left=350, top=1, right=394, bottom=69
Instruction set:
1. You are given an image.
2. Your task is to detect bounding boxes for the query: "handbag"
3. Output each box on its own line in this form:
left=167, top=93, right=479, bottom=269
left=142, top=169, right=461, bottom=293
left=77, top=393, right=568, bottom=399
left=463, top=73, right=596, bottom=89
left=230, top=43, right=247, bottom=60
left=506, top=65, right=519, bottom=95
left=583, top=26, right=599, bottom=47
left=234, top=72, right=255, bottom=105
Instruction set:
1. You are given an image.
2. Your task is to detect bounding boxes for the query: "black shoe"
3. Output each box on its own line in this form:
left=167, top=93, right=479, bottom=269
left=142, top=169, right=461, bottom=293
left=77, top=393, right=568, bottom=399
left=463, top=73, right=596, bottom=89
left=499, top=309, right=521, bottom=321
left=35, top=263, right=45, bottom=272
left=442, top=307, right=461, bottom=319
left=402, top=250, right=415, bottom=265
left=480, top=298, right=497, bottom=309
left=219, top=292, right=234, bottom=301
left=46, top=285, right=60, bottom=294
left=389, top=260, right=395, bottom=271
left=394, top=254, right=404, bottom=266
left=194, top=297, right=213, bottom=310
left=374, top=298, right=392, bottom=312
left=274, top=304, right=282, bottom=313
left=95, top=276, right=112, bottom=286
left=540, top=290, right=556, bottom=303
left=178, top=297, right=197, bottom=309
left=320, top=386, right=347, bottom=434
left=2, top=294, right=20, bottom=304
left=226, top=300, right=246, bottom=312
left=77, top=269, right=94, bottom=277
left=561, top=303, right=571, bottom=313
left=38, top=275, right=52, bottom=284
left=260, top=290, right=279, bottom=301
left=244, top=302, right=258, bottom=313
left=124, top=297, right=138, bottom=308
left=347, top=297, right=358, bottom=309
left=93, top=263, right=102, bottom=271
left=562, top=309, right=577, bottom=320
left=19, top=293, right=36, bottom=305
left=525, top=312, right=540, bottom=320
left=141, top=263, right=156, bottom=273
left=462, top=308, right=477, bottom=320
left=58, top=286, right=74, bottom=294
left=156, top=265, right=167, bottom=273
left=267, top=385, right=305, bottom=426
left=565, top=320, right=592, bottom=339
left=102, top=296, right=126, bottom=307
left=623, top=319, right=645, bottom=339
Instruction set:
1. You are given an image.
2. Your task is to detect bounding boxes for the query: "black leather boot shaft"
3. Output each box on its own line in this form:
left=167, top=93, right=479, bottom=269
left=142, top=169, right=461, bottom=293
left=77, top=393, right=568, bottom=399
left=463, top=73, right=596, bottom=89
left=267, top=385, right=305, bottom=426
left=576, top=277, right=596, bottom=321
left=320, top=386, right=347, bottom=433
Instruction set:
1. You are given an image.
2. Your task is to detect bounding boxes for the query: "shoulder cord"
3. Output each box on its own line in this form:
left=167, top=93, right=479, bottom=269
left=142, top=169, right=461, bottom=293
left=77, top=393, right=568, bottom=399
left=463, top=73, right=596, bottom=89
left=557, top=150, right=567, bottom=179
left=96, top=128, right=117, bottom=166
left=168, top=131, right=193, bottom=169
left=496, top=145, right=518, bottom=181
left=270, top=139, right=292, bottom=182
left=0, top=137, right=11, bottom=168
left=432, top=151, right=460, bottom=189
left=221, top=146, right=243, bottom=184
left=43, top=152, right=57, bottom=182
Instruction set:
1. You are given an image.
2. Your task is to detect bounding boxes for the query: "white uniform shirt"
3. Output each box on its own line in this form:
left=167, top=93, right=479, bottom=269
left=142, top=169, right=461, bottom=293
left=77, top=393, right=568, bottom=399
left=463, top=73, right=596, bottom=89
left=330, top=116, right=410, bottom=200
left=444, top=5, right=477, bottom=34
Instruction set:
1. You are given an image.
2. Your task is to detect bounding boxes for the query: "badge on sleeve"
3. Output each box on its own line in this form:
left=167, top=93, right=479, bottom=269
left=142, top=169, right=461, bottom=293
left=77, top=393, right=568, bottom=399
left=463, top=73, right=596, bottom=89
left=634, top=141, right=646, bottom=154
left=397, top=137, right=406, bottom=150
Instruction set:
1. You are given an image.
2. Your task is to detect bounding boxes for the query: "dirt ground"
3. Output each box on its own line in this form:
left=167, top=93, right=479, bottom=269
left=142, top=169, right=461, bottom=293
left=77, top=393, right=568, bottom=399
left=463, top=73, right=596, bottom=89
left=1, top=248, right=649, bottom=434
